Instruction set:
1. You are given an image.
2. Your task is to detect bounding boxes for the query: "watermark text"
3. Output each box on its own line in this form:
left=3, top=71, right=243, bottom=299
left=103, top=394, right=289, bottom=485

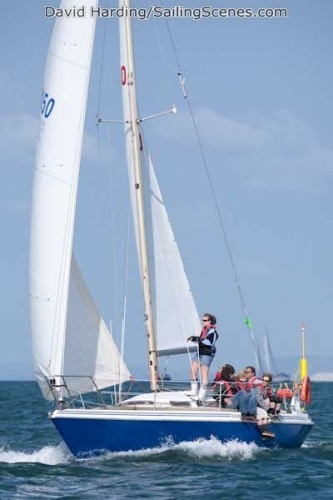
left=45, top=5, right=288, bottom=21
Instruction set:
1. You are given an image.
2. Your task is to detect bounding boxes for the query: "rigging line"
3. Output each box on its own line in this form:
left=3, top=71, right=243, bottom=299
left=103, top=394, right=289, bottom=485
left=105, top=124, right=121, bottom=340
left=121, top=195, right=132, bottom=361
left=96, top=18, right=107, bottom=116
left=151, top=11, right=175, bottom=108
left=163, top=15, right=259, bottom=350
left=119, top=198, right=131, bottom=399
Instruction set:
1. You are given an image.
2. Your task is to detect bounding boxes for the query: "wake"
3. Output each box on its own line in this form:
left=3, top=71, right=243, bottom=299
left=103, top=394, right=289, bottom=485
left=102, top=437, right=261, bottom=462
left=0, top=438, right=262, bottom=464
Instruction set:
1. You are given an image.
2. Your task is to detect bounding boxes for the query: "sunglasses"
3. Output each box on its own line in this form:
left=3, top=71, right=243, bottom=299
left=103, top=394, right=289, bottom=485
left=202, top=319, right=209, bottom=322
left=263, top=379, right=271, bottom=383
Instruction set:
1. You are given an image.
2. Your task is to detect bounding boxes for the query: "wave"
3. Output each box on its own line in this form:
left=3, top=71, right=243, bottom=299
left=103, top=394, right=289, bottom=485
left=0, top=442, right=72, bottom=465
left=172, top=437, right=261, bottom=460
left=302, top=439, right=333, bottom=450
left=97, top=437, right=262, bottom=462
left=0, top=438, right=262, bottom=465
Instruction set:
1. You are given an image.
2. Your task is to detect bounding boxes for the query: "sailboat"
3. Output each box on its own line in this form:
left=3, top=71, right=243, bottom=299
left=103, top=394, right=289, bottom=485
left=30, top=0, right=313, bottom=457
left=262, top=330, right=291, bottom=382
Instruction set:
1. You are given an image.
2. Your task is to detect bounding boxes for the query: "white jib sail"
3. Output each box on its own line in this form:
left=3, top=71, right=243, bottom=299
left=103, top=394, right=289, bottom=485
left=30, top=0, right=129, bottom=400
left=64, top=256, right=131, bottom=397
left=147, top=157, right=201, bottom=355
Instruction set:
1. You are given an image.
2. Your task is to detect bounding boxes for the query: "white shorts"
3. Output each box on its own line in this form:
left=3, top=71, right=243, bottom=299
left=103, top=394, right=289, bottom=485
left=256, top=407, right=269, bottom=420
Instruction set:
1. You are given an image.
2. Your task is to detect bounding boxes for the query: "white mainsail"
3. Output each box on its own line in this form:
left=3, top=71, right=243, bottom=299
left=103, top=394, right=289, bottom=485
left=147, top=157, right=200, bottom=355
left=30, top=0, right=130, bottom=400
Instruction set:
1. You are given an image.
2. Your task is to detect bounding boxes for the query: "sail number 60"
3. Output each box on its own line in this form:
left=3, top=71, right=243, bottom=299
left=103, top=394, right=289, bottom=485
left=41, top=90, right=55, bottom=118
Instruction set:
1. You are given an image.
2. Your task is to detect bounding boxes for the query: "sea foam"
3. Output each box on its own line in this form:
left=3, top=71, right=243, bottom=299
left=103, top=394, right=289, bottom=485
left=0, top=438, right=260, bottom=464
left=0, top=442, right=71, bottom=465
left=99, top=437, right=260, bottom=462
left=173, top=437, right=260, bottom=460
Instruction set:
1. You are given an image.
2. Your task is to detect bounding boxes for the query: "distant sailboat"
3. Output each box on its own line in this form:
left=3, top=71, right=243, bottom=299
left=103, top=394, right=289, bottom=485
left=262, top=329, right=290, bottom=382
left=30, top=0, right=313, bottom=457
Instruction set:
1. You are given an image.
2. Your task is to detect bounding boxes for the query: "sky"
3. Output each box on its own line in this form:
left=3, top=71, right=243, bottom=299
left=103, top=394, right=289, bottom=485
left=1, top=0, right=333, bottom=381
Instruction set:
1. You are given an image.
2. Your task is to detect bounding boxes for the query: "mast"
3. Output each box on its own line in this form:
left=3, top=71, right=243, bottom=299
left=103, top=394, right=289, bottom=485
left=300, top=322, right=308, bottom=380
left=119, top=0, right=158, bottom=389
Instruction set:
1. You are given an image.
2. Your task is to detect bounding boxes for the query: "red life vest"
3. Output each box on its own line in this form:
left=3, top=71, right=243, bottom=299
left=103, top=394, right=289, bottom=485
left=234, top=379, right=245, bottom=392
left=213, top=376, right=243, bottom=392
left=199, top=324, right=214, bottom=340
left=214, top=370, right=223, bottom=382
left=263, top=386, right=273, bottom=398
left=219, top=380, right=235, bottom=396
left=244, top=376, right=263, bottom=392
left=198, top=324, right=218, bottom=356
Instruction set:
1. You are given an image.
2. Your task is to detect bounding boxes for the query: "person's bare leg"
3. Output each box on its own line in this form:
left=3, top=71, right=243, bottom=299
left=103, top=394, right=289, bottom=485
left=190, top=360, right=199, bottom=381
left=198, top=365, right=209, bottom=400
left=200, top=365, right=209, bottom=385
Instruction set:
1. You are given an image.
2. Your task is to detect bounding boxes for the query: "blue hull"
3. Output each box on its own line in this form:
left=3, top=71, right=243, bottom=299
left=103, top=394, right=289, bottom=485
left=51, top=411, right=313, bottom=458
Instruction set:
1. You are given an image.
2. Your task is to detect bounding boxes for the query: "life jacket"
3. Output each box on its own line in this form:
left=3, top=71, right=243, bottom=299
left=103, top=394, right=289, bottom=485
left=214, top=380, right=236, bottom=397
left=213, top=372, right=244, bottom=392
left=198, top=324, right=218, bottom=356
left=199, top=324, right=217, bottom=341
left=263, top=385, right=273, bottom=398
left=213, top=379, right=239, bottom=406
left=244, top=376, right=263, bottom=393
left=234, top=379, right=245, bottom=392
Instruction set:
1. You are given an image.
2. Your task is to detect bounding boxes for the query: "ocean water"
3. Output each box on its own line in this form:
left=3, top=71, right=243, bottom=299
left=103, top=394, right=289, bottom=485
left=0, top=381, right=332, bottom=499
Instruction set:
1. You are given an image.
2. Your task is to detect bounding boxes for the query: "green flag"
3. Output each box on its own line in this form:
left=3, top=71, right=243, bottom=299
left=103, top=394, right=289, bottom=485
left=244, top=317, right=253, bottom=330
